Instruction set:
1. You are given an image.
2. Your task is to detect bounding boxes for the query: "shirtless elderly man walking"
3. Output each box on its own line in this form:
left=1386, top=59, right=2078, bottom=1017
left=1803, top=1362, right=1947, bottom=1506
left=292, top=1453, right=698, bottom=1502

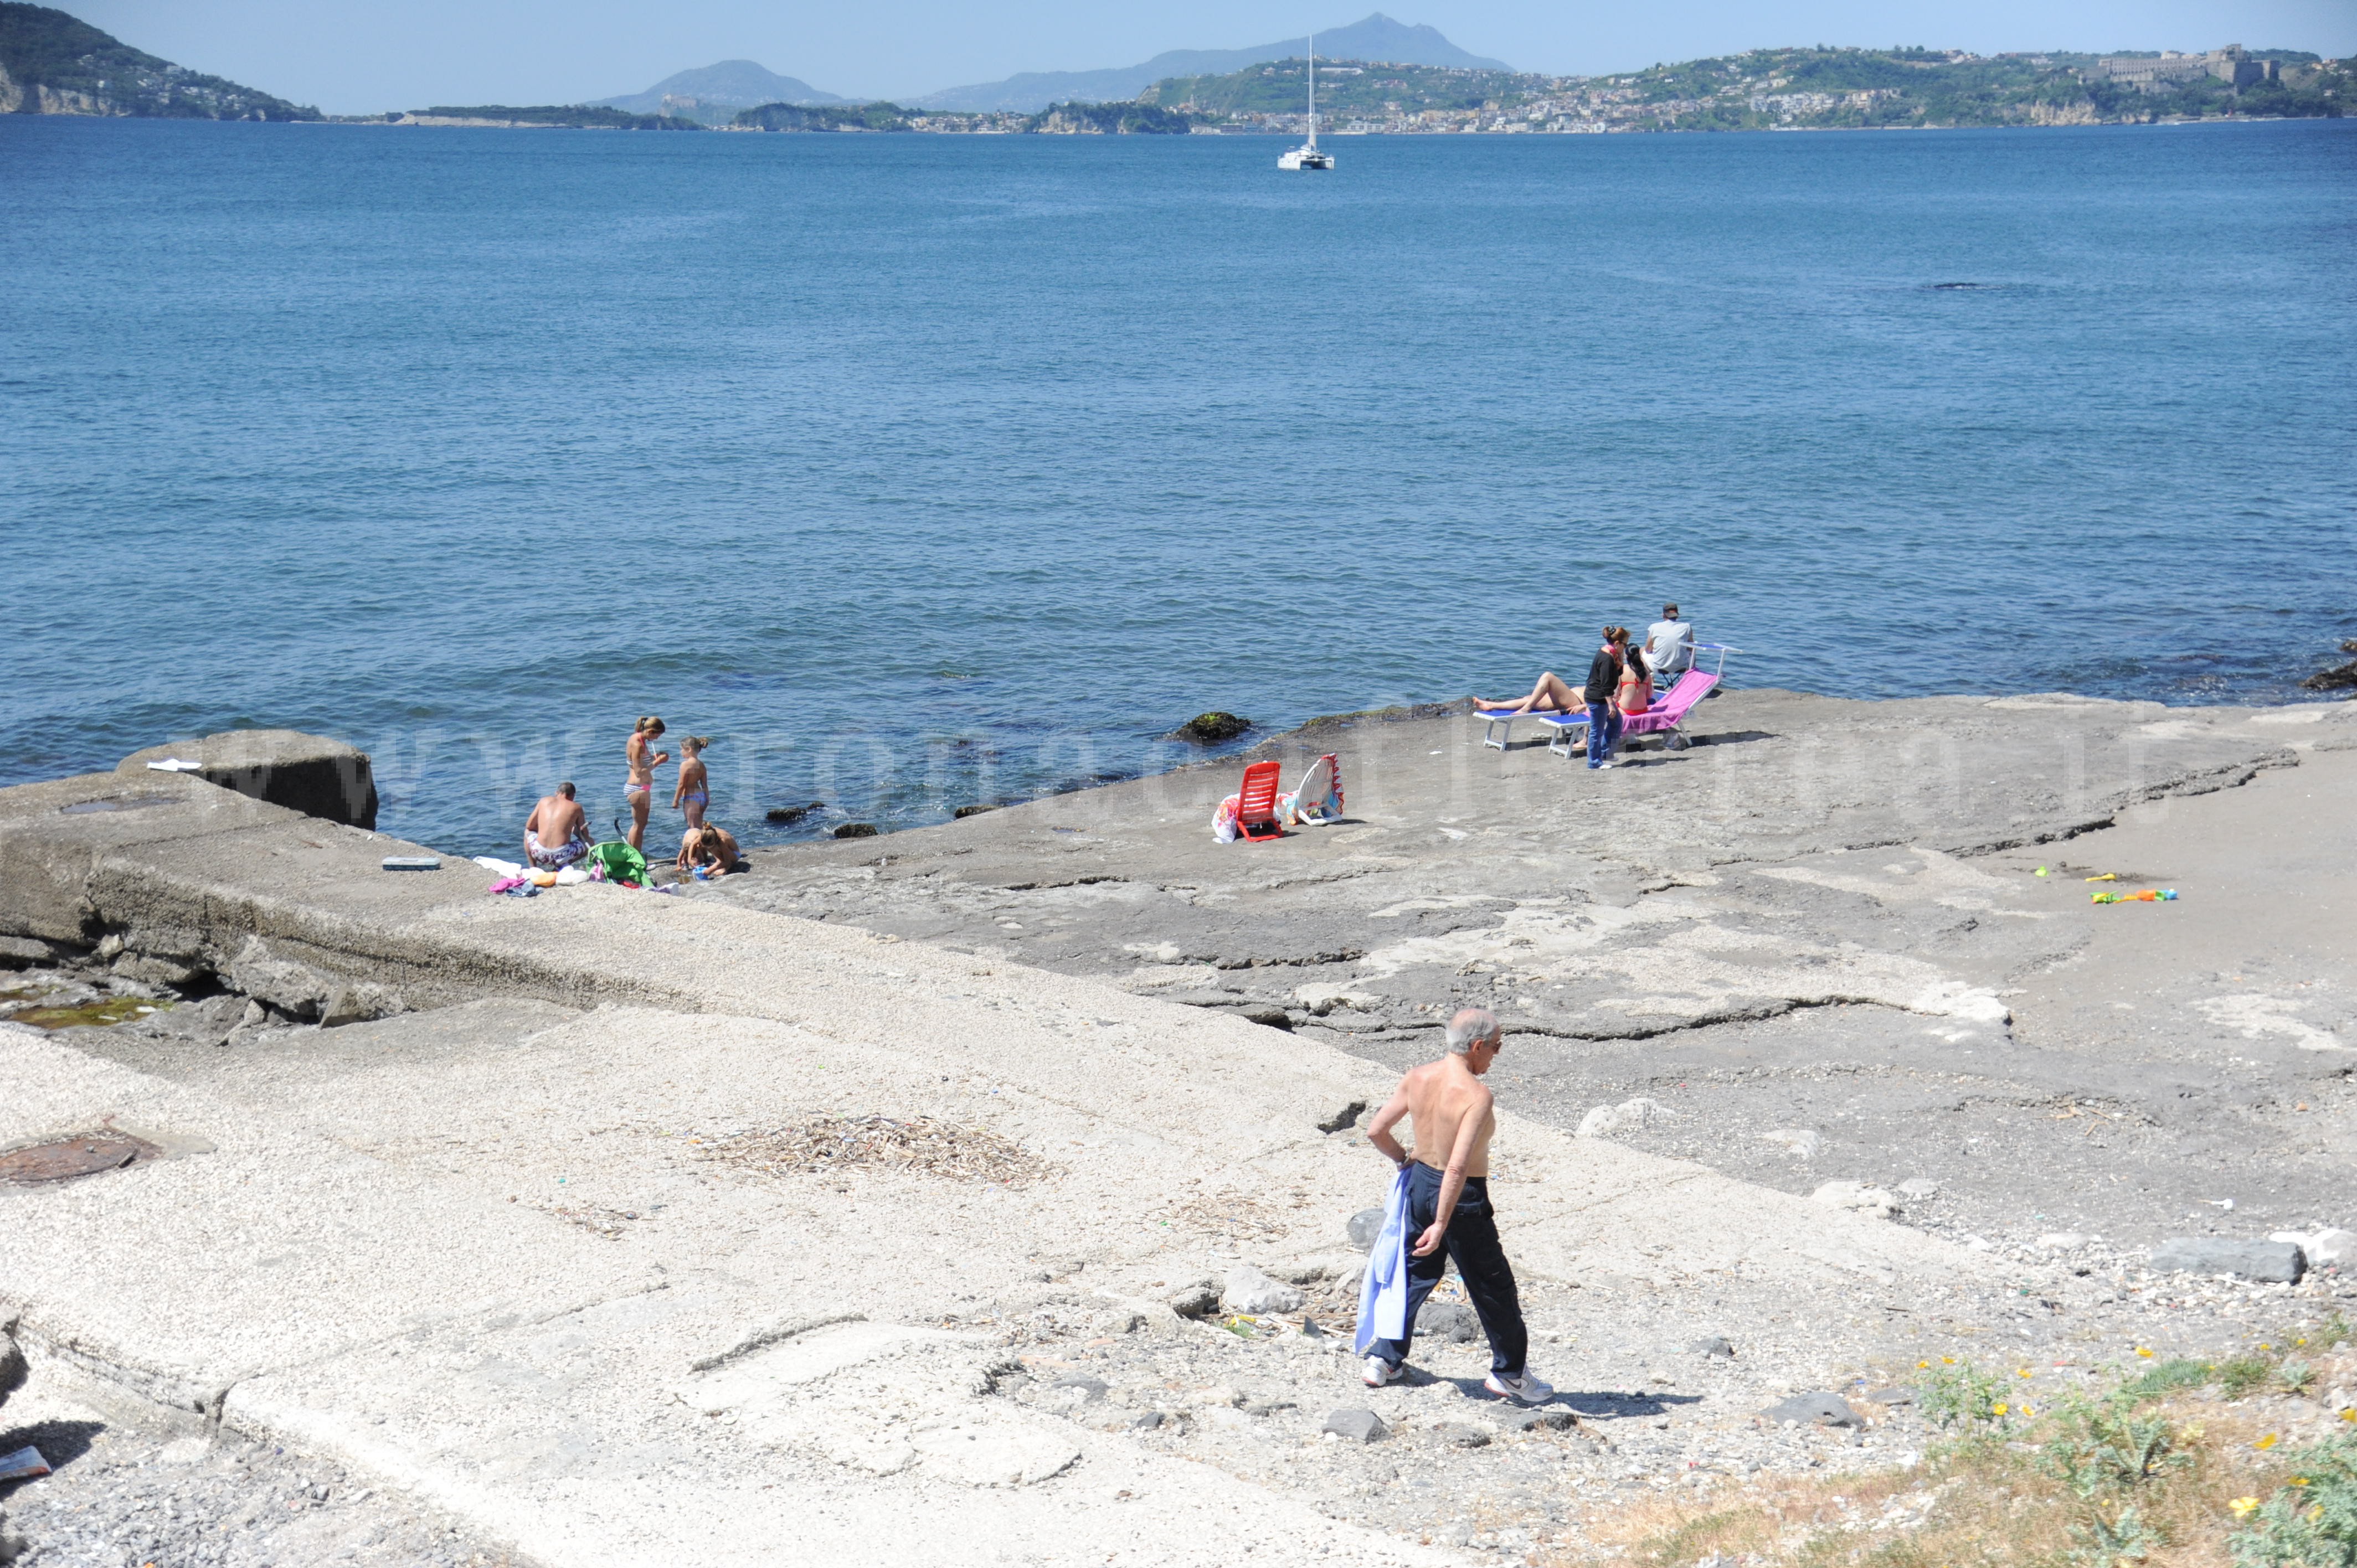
left=1359, top=1007, right=1553, bottom=1404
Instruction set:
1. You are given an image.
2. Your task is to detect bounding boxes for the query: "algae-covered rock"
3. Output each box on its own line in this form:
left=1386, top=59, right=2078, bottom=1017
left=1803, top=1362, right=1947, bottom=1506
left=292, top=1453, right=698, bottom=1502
left=1172, top=712, right=1250, bottom=744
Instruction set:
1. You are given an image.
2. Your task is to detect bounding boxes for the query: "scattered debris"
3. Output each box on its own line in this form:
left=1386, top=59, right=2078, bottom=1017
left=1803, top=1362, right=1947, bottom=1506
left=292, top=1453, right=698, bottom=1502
left=701, top=1114, right=1052, bottom=1187
left=1324, top=1409, right=1388, bottom=1443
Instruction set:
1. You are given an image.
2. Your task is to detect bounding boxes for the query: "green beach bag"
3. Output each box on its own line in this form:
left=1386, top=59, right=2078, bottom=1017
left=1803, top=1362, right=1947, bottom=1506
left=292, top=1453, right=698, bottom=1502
left=589, top=841, right=649, bottom=886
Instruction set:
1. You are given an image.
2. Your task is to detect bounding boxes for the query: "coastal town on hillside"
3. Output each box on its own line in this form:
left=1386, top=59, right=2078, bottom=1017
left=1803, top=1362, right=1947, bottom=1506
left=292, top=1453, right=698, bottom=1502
left=465, top=44, right=2355, bottom=135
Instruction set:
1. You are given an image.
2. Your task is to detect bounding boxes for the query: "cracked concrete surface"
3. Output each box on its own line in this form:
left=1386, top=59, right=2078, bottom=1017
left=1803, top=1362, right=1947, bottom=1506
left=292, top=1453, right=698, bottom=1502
left=699, top=690, right=2357, bottom=1247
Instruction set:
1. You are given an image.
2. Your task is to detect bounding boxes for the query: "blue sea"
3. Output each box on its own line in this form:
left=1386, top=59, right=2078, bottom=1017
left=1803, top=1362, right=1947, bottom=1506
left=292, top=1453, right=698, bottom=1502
left=4, top=117, right=2352, bottom=855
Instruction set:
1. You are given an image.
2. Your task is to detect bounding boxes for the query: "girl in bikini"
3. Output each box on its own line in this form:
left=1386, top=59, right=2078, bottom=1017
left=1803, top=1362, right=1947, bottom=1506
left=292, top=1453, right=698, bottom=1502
left=625, top=716, right=669, bottom=851
left=1615, top=629, right=1653, bottom=717
left=672, top=736, right=712, bottom=834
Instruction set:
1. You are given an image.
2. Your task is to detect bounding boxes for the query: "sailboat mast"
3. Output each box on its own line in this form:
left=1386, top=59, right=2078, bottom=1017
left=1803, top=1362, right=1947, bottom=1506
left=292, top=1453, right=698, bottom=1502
left=1308, top=33, right=1317, bottom=147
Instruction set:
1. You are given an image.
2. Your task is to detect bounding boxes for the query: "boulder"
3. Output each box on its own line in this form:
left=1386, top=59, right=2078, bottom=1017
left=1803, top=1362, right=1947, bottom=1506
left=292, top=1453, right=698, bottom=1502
left=833, top=823, right=878, bottom=839
left=119, top=729, right=377, bottom=829
left=1761, top=1392, right=1861, bottom=1428
left=2150, top=1237, right=2305, bottom=1283
left=1167, top=1283, right=1219, bottom=1319
left=1221, top=1266, right=1304, bottom=1316
left=1323, top=1408, right=1387, bottom=1443
left=1346, top=1208, right=1385, bottom=1250
left=1173, top=712, right=1250, bottom=744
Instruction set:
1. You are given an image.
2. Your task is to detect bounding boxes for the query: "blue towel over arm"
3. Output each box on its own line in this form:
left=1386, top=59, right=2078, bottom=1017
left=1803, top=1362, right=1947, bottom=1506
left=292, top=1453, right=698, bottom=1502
left=1354, top=1165, right=1413, bottom=1356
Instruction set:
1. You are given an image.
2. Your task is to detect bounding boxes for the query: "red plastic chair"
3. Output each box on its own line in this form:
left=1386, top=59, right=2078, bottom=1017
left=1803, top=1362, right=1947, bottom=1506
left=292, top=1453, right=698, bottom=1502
left=1235, top=760, right=1284, bottom=842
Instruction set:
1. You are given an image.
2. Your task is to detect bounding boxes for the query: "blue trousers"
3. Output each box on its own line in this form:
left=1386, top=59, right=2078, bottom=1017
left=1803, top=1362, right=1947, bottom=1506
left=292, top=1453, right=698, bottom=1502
left=1367, top=1163, right=1529, bottom=1378
left=1586, top=701, right=1623, bottom=766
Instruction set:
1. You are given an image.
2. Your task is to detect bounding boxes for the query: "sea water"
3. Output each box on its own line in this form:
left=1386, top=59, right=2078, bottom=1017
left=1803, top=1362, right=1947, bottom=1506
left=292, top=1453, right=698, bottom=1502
left=3, top=117, right=2351, bottom=854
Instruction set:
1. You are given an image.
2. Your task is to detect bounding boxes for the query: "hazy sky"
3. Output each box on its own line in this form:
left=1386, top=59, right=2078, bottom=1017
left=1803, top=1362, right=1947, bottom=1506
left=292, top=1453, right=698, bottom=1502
left=69, top=0, right=2357, bottom=114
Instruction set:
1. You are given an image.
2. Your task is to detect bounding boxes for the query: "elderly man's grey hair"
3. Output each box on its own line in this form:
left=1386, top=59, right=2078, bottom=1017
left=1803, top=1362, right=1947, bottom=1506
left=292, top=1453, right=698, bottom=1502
left=1443, top=1007, right=1501, bottom=1056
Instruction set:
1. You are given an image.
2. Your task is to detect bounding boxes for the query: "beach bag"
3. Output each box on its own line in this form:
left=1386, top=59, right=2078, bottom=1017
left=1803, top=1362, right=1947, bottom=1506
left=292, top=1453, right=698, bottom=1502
left=1212, top=796, right=1241, bottom=844
left=589, top=840, right=650, bottom=887
left=1280, top=752, right=1345, bottom=826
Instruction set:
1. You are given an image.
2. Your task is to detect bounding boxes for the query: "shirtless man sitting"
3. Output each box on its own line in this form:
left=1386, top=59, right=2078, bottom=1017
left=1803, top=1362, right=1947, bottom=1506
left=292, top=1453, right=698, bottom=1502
left=1361, top=1007, right=1553, bottom=1404
left=523, top=782, right=593, bottom=870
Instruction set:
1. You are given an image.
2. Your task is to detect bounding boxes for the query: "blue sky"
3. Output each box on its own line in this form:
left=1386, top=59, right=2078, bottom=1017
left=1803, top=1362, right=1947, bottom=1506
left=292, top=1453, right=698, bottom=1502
left=69, top=0, right=2357, bottom=114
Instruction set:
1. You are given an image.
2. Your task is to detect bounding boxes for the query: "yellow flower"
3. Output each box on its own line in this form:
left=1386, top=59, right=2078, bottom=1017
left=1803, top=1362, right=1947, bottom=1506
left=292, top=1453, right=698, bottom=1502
left=2260, top=1343, right=2271, bottom=1351
left=2230, top=1497, right=2261, bottom=1518
left=2296, top=1338, right=2308, bottom=1347
left=2020, top=1403, right=2035, bottom=1417
left=2016, top=1368, right=2032, bottom=1378
left=2256, top=1433, right=2279, bottom=1450
left=2291, top=1477, right=2310, bottom=1487
left=1993, top=1403, right=2008, bottom=1417
left=1942, top=1356, right=1956, bottom=1365
left=1917, top=1360, right=1929, bottom=1369
left=2340, top=1407, right=2355, bottom=1423
left=2312, top=1505, right=2327, bottom=1523
left=2134, top=1347, right=2153, bottom=1358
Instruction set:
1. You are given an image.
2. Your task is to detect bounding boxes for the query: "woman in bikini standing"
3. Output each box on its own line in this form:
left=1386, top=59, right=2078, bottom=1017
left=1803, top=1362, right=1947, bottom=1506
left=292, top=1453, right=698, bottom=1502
left=625, top=716, right=669, bottom=851
left=672, top=736, right=712, bottom=835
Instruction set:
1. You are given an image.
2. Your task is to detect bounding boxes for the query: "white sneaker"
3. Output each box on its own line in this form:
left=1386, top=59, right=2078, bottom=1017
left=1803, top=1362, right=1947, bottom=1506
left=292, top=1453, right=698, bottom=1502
left=1485, top=1369, right=1555, bottom=1405
left=1363, top=1356, right=1402, bottom=1388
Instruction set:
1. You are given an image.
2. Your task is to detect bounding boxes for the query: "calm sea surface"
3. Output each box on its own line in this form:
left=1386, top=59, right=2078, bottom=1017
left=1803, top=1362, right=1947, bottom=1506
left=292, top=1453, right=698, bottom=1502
left=4, top=118, right=2352, bottom=854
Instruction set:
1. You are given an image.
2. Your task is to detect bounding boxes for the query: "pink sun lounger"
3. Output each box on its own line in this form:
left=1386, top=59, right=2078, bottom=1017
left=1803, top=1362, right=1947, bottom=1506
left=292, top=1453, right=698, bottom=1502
left=1542, top=669, right=1720, bottom=758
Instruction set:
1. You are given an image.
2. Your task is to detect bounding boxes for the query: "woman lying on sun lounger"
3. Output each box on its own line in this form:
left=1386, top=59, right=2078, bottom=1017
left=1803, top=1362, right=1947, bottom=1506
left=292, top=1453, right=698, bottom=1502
left=1476, top=668, right=1592, bottom=718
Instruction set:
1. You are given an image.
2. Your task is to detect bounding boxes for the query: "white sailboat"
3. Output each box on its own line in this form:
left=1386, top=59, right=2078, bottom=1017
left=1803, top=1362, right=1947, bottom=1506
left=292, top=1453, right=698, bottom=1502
left=1277, top=34, right=1334, bottom=170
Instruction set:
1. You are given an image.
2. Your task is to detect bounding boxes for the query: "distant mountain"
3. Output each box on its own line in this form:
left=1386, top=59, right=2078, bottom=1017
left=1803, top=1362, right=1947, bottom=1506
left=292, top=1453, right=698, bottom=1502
left=912, top=12, right=1507, bottom=113
left=0, top=2, right=317, bottom=118
left=593, top=60, right=845, bottom=124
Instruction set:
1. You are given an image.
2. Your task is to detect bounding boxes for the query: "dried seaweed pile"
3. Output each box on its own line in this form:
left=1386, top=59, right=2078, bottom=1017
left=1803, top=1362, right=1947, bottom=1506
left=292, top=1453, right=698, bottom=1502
left=703, top=1114, right=1052, bottom=1187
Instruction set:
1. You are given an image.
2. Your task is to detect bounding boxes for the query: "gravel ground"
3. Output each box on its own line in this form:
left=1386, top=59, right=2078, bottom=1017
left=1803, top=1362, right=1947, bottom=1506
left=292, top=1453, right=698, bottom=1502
left=0, top=1358, right=527, bottom=1568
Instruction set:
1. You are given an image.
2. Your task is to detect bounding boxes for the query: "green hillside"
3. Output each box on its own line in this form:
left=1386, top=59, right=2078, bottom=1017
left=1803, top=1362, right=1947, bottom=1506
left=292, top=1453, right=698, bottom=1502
left=1140, top=44, right=2352, bottom=131
left=734, top=100, right=912, bottom=131
left=414, top=104, right=699, bottom=129
left=1139, top=59, right=1524, bottom=116
left=0, top=2, right=317, bottom=119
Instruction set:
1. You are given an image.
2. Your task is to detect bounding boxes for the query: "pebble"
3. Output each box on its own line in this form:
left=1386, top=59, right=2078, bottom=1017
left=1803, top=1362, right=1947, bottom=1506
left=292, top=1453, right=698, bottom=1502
left=1346, top=1208, right=1384, bottom=1250
left=1323, top=1409, right=1388, bottom=1443
left=1759, top=1128, right=1821, bottom=1159
left=1690, top=1335, right=1736, bottom=1359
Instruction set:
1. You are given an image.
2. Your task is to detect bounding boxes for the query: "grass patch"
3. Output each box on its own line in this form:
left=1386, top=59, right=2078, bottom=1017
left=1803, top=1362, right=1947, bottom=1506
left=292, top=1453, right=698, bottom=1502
left=1565, top=1332, right=2357, bottom=1568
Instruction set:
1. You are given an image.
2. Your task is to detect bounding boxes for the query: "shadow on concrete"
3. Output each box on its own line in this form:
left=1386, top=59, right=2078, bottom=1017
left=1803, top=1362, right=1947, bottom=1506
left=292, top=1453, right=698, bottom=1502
left=0, top=1417, right=105, bottom=1497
